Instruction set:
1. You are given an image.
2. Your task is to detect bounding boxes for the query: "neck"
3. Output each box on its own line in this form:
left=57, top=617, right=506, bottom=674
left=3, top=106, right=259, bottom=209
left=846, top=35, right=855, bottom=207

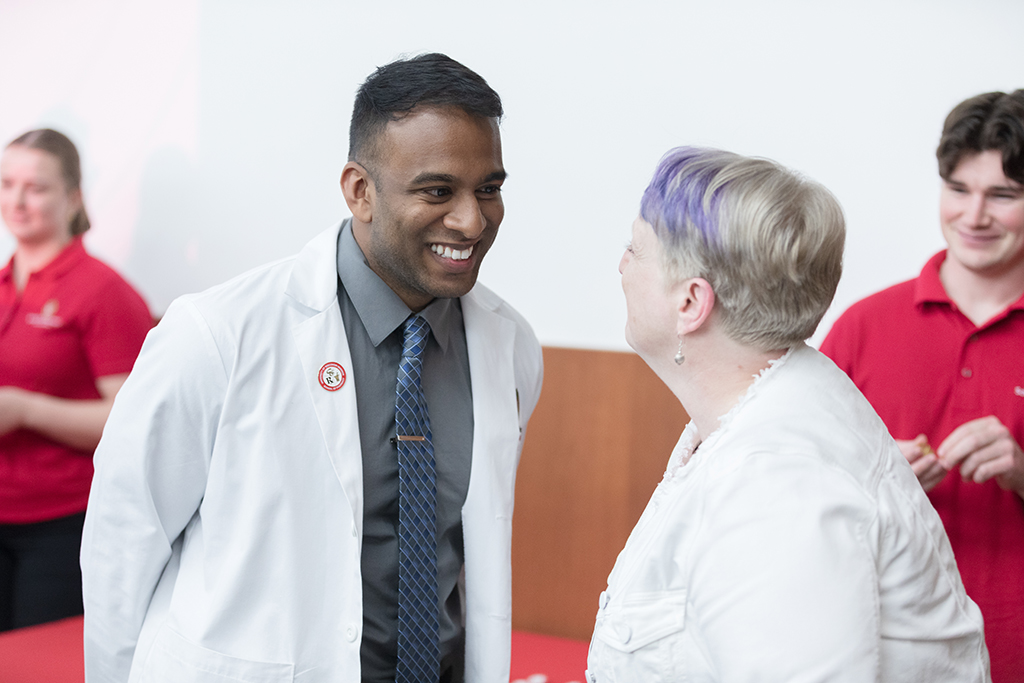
left=661, top=328, right=788, bottom=443
left=939, top=257, right=1024, bottom=326
left=13, top=235, right=73, bottom=291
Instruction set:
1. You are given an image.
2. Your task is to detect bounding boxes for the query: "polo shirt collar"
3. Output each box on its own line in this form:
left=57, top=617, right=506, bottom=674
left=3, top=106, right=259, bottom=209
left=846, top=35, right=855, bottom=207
left=0, top=237, right=87, bottom=287
left=336, top=220, right=455, bottom=352
left=914, top=248, right=1024, bottom=319
left=913, top=250, right=952, bottom=306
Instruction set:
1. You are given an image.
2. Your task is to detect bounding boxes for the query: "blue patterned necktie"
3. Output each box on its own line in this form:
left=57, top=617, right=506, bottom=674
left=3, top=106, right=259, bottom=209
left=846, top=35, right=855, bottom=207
left=395, top=315, right=439, bottom=682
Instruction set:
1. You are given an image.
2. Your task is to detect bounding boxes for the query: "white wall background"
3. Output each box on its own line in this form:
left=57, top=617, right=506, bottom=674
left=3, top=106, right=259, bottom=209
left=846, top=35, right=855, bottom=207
left=2, top=0, right=1022, bottom=350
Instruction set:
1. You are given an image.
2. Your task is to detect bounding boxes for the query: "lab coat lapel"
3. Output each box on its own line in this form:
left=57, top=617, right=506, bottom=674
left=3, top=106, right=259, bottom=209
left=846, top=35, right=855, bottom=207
left=461, top=286, right=520, bottom=682
left=463, top=290, right=519, bottom=472
left=286, top=223, right=364, bottom=530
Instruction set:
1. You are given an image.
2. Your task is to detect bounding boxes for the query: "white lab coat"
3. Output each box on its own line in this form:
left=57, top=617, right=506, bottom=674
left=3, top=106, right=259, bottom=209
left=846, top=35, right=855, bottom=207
left=587, top=344, right=989, bottom=683
left=81, top=222, right=543, bottom=683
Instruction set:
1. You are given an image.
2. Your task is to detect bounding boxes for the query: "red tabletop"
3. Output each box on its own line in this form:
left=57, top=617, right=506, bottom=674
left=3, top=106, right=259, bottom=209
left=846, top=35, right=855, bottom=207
left=0, top=615, right=84, bottom=683
left=0, top=616, right=587, bottom=683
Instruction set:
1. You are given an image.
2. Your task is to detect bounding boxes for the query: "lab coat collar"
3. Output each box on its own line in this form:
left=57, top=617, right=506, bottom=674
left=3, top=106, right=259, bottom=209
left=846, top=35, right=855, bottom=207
left=284, top=221, right=344, bottom=314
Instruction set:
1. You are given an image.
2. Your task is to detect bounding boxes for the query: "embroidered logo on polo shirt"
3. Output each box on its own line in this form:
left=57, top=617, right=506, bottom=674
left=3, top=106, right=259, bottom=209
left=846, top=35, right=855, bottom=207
left=1015, top=386, right=1024, bottom=398
left=26, top=299, right=64, bottom=329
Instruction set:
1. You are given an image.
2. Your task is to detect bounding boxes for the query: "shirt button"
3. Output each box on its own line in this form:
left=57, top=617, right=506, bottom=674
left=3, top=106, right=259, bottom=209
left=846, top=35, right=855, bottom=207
left=351, top=524, right=358, bottom=537
left=599, top=591, right=610, bottom=609
left=346, top=625, right=358, bottom=642
left=961, top=368, right=972, bottom=378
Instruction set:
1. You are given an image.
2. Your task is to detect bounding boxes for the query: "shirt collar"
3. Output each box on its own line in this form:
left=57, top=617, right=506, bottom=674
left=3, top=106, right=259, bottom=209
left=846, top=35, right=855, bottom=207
left=0, top=255, right=12, bottom=286
left=336, top=219, right=456, bottom=351
left=914, top=248, right=1024, bottom=316
left=913, top=250, right=952, bottom=306
left=0, top=237, right=87, bottom=286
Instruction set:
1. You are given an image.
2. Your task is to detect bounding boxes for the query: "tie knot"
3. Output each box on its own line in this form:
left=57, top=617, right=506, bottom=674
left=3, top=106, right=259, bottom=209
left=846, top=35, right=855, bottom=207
left=402, top=315, right=430, bottom=361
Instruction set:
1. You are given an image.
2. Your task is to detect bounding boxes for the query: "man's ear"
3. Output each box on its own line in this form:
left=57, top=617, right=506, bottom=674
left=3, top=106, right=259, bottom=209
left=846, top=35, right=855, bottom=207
left=340, top=161, right=374, bottom=224
left=676, top=277, right=715, bottom=336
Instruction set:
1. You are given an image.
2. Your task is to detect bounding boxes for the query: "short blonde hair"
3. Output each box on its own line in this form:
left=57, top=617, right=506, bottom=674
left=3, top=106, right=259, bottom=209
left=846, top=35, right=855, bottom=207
left=641, top=147, right=845, bottom=350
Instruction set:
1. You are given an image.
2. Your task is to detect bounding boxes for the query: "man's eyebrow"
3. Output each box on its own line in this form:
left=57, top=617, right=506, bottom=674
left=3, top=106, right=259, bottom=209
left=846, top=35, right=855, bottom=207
left=409, top=170, right=508, bottom=186
left=481, top=170, right=508, bottom=184
left=411, top=172, right=456, bottom=185
left=946, top=175, right=1024, bottom=192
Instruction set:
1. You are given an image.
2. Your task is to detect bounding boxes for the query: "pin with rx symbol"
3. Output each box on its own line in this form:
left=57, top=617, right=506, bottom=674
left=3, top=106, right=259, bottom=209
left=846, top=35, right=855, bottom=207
left=318, top=362, right=346, bottom=391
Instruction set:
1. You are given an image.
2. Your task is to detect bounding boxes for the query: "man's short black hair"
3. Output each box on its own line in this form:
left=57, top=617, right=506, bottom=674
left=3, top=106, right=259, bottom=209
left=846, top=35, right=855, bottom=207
left=937, top=89, right=1024, bottom=185
left=348, top=53, right=502, bottom=165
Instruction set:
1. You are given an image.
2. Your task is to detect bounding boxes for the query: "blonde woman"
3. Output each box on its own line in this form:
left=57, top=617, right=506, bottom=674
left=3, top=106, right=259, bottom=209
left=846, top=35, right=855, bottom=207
left=0, top=129, right=151, bottom=629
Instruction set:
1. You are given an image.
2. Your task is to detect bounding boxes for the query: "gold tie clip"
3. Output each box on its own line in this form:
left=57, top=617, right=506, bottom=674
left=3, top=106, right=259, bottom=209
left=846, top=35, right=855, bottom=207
left=391, top=435, right=426, bottom=443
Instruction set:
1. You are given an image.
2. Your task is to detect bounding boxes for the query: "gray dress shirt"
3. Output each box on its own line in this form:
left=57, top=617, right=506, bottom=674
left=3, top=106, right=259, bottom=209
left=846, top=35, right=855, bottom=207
left=335, top=220, right=473, bottom=682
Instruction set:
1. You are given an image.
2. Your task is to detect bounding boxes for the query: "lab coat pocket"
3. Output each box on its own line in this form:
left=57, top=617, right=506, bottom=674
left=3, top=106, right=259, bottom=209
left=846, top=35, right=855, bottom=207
left=140, top=625, right=296, bottom=683
left=592, top=590, right=687, bottom=681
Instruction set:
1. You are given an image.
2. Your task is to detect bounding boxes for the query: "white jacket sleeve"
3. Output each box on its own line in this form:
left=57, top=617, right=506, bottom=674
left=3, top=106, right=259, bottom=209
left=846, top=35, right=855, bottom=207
left=81, top=298, right=227, bottom=683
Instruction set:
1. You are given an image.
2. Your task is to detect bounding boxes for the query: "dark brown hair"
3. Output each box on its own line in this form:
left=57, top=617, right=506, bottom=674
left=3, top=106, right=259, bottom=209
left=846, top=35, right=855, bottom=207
left=349, top=53, right=502, bottom=167
left=7, top=128, right=90, bottom=235
left=936, top=90, right=1024, bottom=185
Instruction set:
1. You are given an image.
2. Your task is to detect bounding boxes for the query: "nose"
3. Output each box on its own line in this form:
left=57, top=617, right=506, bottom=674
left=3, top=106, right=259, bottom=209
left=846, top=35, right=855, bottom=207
left=443, top=194, right=486, bottom=238
left=963, top=193, right=991, bottom=229
left=618, top=250, right=630, bottom=275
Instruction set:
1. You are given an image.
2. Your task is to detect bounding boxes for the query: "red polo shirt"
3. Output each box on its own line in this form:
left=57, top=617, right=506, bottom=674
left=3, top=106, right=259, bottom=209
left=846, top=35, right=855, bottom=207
left=822, top=250, right=1024, bottom=681
left=0, top=238, right=152, bottom=524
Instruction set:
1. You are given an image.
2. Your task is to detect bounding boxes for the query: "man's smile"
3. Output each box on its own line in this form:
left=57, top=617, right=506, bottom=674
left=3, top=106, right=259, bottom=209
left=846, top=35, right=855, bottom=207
left=430, top=243, right=475, bottom=261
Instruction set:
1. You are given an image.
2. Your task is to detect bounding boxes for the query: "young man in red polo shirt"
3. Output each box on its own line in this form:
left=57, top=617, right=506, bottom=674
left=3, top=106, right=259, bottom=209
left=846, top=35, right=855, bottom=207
left=822, top=89, right=1024, bottom=682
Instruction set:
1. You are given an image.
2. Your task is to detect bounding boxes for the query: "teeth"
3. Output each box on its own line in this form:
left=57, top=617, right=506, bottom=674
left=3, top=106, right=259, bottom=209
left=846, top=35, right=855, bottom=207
left=431, top=244, right=474, bottom=261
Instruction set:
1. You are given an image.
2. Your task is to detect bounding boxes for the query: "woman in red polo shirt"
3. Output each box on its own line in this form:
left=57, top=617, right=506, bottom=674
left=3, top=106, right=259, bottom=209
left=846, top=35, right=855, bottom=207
left=0, top=129, right=152, bottom=630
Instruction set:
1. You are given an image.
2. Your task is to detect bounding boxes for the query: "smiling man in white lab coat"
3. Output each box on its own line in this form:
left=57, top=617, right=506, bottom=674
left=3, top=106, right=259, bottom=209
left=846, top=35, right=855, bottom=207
left=81, top=53, right=543, bottom=683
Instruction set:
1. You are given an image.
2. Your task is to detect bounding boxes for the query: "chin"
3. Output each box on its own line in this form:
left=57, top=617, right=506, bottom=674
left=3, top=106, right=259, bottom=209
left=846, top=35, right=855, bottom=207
left=434, top=276, right=480, bottom=299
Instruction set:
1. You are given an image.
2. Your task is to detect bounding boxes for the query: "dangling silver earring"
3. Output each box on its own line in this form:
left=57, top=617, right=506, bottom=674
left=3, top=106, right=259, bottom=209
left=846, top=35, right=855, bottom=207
left=674, top=339, right=685, bottom=365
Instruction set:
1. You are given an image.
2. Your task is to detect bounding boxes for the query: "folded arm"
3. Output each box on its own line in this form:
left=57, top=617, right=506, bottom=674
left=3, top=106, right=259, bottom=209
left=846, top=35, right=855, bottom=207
left=0, top=374, right=128, bottom=451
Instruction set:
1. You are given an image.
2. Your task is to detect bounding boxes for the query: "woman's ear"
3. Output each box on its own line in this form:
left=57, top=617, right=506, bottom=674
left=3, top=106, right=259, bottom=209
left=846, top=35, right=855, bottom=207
left=340, top=161, right=374, bottom=224
left=68, top=187, right=83, bottom=212
left=66, top=187, right=84, bottom=225
left=676, top=277, right=715, bottom=336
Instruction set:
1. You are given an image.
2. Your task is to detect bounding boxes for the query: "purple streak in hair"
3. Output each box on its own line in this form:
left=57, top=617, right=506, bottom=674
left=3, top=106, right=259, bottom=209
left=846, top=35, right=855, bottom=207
left=640, top=146, right=724, bottom=244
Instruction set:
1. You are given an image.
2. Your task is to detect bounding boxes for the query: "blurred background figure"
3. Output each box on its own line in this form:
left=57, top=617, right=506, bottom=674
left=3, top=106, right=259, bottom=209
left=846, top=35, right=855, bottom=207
left=587, top=147, right=989, bottom=682
left=0, top=129, right=152, bottom=631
